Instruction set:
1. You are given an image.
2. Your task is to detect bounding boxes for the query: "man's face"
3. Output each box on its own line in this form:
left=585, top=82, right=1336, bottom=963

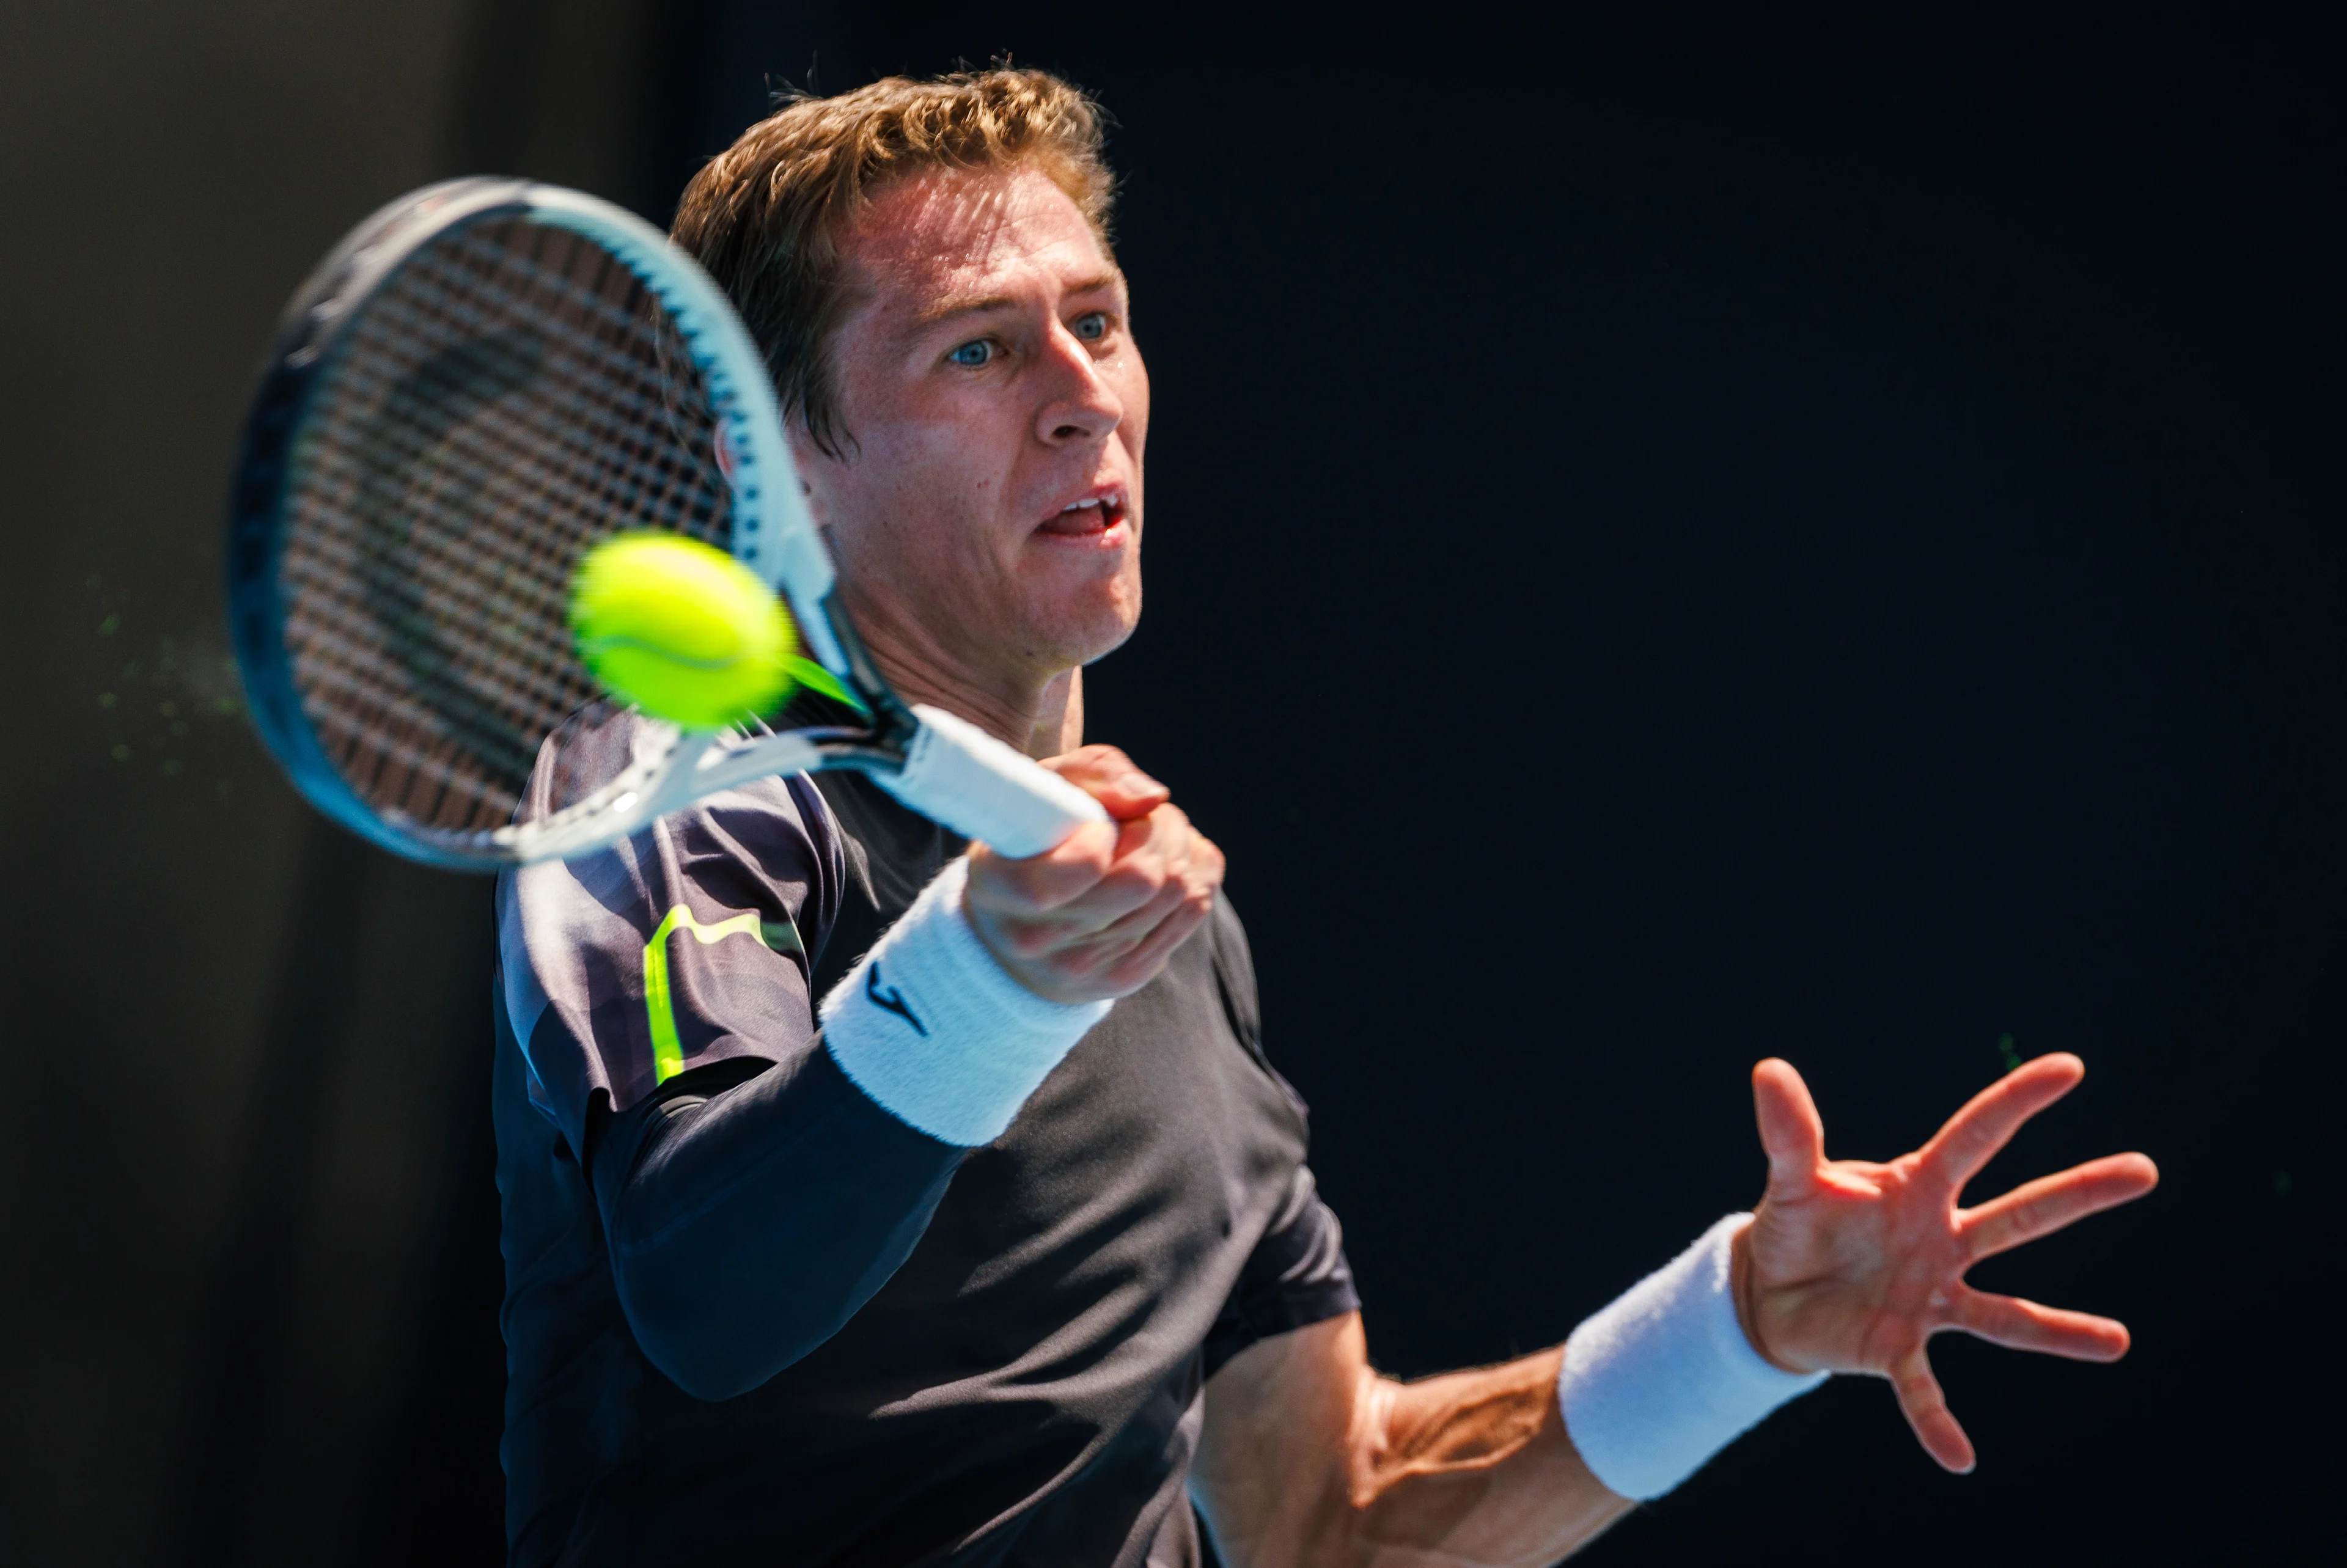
left=798, top=164, right=1148, bottom=694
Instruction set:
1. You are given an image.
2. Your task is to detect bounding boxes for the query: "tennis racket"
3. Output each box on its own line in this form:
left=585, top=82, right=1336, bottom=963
left=227, top=178, right=1108, bottom=868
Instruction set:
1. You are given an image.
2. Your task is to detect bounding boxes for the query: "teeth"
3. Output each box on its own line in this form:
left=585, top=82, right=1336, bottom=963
left=1062, top=496, right=1104, bottom=511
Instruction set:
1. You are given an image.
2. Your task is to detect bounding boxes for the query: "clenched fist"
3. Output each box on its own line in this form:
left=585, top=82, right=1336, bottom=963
left=963, top=745, right=1225, bottom=1005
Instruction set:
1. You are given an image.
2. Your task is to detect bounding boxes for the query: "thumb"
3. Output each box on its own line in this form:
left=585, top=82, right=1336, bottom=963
left=1752, top=1058, right=1826, bottom=1196
left=1040, top=744, right=1170, bottom=823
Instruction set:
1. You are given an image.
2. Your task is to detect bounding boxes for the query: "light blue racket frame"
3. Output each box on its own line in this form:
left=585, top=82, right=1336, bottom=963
left=229, top=180, right=1103, bottom=868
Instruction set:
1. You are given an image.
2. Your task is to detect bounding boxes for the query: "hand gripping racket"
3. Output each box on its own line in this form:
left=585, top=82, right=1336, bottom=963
left=227, top=178, right=1108, bottom=868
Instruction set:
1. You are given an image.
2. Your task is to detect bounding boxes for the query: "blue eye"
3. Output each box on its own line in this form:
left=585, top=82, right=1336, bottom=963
left=949, top=340, right=993, bottom=367
left=1072, top=312, right=1107, bottom=341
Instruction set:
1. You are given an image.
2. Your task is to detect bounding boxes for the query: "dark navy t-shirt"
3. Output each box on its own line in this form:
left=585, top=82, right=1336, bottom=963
left=493, top=706, right=1358, bottom=1567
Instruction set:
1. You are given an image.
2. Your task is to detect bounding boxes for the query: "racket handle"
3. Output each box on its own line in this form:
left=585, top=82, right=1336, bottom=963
left=876, top=705, right=1111, bottom=858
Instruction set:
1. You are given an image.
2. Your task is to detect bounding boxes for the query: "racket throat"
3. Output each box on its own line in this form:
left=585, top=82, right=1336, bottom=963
left=813, top=588, right=922, bottom=752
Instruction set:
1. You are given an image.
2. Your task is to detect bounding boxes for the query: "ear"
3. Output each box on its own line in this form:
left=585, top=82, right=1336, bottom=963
left=784, top=421, right=837, bottom=530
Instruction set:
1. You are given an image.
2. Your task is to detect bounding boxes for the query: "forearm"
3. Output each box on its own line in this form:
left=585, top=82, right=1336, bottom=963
left=1197, top=1218, right=1833, bottom=1563
left=1345, top=1344, right=1633, bottom=1566
left=1196, top=1317, right=1632, bottom=1568
left=599, top=1046, right=964, bottom=1400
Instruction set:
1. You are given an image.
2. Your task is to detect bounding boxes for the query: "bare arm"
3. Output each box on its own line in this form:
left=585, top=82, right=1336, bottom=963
left=1193, top=1052, right=2156, bottom=1564
left=1192, top=1313, right=1631, bottom=1567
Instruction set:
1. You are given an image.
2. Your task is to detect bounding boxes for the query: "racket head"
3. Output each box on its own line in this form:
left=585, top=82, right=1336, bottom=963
left=227, top=180, right=870, bottom=868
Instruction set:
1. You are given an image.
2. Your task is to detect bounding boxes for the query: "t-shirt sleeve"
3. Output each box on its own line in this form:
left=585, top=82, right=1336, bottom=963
left=1203, top=1165, right=1362, bottom=1378
left=494, top=706, right=844, bottom=1160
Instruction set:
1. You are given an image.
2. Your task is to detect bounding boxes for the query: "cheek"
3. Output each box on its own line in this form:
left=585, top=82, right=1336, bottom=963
left=853, top=420, right=1007, bottom=532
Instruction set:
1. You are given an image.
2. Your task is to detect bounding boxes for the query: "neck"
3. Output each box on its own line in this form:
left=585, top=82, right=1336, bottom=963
left=850, top=592, right=1084, bottom=760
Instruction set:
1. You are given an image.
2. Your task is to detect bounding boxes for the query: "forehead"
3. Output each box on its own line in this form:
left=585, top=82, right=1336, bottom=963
left=837, top=164, right=1115, bottom=316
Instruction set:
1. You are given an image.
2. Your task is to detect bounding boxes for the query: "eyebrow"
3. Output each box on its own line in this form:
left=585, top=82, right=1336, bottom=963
left=911, top=271, right=1127, bottom=326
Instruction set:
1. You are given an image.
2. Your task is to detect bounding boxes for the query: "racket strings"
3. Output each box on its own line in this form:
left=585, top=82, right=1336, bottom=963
left=278, top=216, right=737, bottom=833
left=306, top=233, right=714, bottom=606
left=384, top=234, right=717, bottom=521
left=289, top=243, right=628, bottom=803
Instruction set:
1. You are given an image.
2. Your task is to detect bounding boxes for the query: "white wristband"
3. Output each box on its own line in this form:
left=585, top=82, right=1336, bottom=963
left=1557, top=1214, right=1828, bottom=1500
left=820, top=856, right=1111, bottom=1147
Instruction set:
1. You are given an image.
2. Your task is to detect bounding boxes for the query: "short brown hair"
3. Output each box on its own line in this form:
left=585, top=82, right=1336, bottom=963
left=671, top=68, right=1116, bottom=458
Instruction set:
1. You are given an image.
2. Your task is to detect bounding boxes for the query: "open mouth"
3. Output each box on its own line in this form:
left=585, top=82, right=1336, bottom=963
left=1037, top=489, right=1129, bottom=540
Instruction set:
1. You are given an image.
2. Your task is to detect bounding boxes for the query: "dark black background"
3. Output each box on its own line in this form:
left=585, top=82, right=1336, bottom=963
left=1, top=4, right=2337, bottom=1564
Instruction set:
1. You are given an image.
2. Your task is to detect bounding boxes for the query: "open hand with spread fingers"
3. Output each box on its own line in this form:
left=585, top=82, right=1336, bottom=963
left=1730, top=1053, right=2158, bottom=1472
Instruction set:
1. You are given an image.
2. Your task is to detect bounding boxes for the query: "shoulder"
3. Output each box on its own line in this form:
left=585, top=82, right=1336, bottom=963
left=496, top=713, right=849, bottom=1123
left=509, top=706, right=842, bottom=901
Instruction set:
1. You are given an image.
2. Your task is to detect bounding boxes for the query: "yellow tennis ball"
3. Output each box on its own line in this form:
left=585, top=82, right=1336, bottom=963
left=569, top=533, right=797, bottom=728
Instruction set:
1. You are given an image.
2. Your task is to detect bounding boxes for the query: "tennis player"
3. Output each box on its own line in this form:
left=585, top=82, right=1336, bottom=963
left=491, top=70, right=2159, bottom=1567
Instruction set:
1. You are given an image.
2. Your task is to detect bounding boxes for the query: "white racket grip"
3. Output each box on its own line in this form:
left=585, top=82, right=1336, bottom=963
left=874, top=704, right=1109, bottom=858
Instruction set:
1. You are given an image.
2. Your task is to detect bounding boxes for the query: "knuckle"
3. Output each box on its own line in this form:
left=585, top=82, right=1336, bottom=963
left=987, top=859, right=1043, bottom=896
left=1005, top=922, right=1058, bottom=958
left=1103, top=861, right=1168, bottom=903
left=1036, top=833, right=1114, bottom=894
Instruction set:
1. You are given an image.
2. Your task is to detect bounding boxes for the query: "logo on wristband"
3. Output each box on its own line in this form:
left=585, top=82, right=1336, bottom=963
left=865, top=963, right=928, bottom=1036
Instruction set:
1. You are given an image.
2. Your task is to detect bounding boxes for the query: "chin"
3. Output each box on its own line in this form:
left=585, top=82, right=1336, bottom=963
left=1026, top=581, right=1141, bottom=669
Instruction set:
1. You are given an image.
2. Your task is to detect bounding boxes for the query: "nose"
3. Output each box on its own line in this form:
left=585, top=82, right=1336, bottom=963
left=1032, top=321, right=1123, bottom=447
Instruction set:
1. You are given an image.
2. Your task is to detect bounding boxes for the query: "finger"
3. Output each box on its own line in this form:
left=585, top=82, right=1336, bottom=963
left=1046, top=876, right=1214, bottom=991
left=1961, top=1153, right=2159, bottom=1261
left=967, top=821, right=1120, bottom=912
left=1095, top=892, right=1216, bottom=992
left=1115, top=800, right=1197, bottom=870
left=1751, top=1059, right=1826, bottom=1198
left=1082, top=867, right=1196, bottom=950
left=1889, top=1347, right=1976, bottom=1474
left=1916, top=1053, right=2085, bottom=1195
left=975, top=874, right=1202, bottom=1000
left=1098, top=808, right=1191, bottom=906
left=1054, top=808, right=1204, bottom=932
left=1950, top=1288, right=2131, bottom=1361
left=1008, top=812, right=1214, bottom=970
left=980, top=810, right=1172, bottom=925
left=1040, top=744, right=1170, bottom=821
left=1070, top=826, right=1222, bottom=966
